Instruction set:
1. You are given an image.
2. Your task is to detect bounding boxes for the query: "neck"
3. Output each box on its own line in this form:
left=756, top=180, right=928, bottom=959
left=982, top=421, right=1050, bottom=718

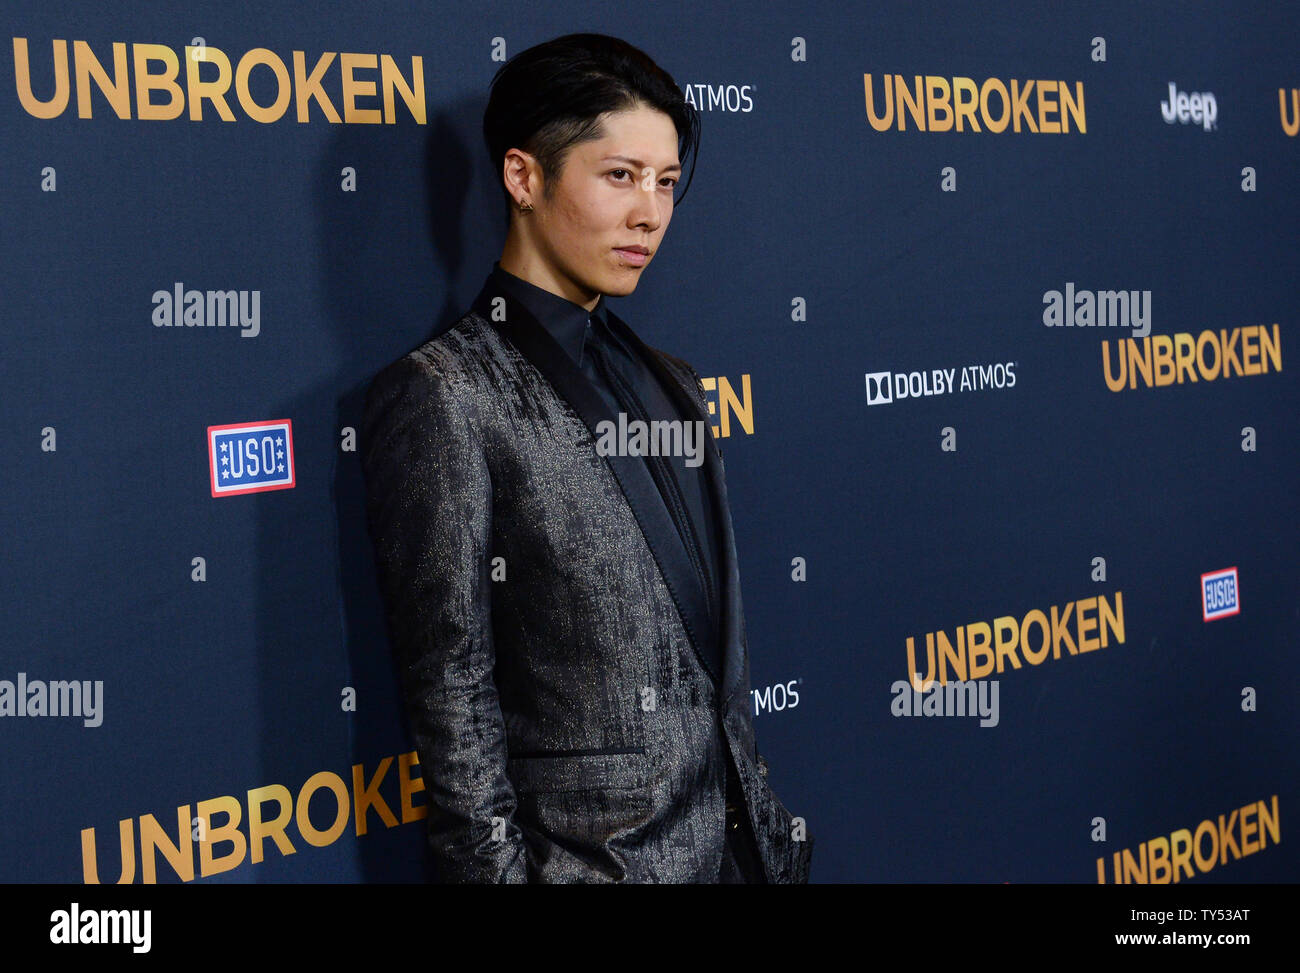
left=499, top=230, right=601, bottom=312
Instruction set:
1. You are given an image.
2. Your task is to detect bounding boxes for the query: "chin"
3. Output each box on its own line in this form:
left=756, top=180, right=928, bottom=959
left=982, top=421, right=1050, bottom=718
left=604, top=279, right=641, bottom=297
left=600, top=271, right=642, bottom=296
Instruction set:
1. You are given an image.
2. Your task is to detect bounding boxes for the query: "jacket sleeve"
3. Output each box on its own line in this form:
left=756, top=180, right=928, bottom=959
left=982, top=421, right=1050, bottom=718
left=361, top=354, right=527, bottom=883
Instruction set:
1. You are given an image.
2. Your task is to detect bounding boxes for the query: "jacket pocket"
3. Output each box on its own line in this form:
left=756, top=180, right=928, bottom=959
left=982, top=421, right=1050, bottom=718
left=506, top=746, right=647, bottom=794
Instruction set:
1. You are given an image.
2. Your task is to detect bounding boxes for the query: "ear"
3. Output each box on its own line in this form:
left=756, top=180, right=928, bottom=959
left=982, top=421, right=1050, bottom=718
left=501, top=147, right=540, bottom=205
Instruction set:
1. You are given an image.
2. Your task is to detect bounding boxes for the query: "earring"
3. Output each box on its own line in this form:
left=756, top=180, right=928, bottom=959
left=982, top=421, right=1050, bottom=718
left=517, top=199, right=534, bottom=213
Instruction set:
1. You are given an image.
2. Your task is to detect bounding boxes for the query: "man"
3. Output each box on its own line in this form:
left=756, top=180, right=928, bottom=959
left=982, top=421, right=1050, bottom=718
left=361, top=33, right=811, bottom=883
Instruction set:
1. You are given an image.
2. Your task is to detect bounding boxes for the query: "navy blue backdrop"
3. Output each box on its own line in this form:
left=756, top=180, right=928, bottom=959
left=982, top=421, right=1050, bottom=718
left=2, top=1, right=1296, bottom=883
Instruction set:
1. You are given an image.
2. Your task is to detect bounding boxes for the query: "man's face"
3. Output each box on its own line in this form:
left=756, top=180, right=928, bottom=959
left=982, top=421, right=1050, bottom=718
left=529, top=105, right=680, bottom=306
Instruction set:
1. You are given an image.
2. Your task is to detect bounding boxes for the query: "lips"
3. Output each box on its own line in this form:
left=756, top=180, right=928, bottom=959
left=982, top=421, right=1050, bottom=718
left=614, top=246, right=650, bottom=267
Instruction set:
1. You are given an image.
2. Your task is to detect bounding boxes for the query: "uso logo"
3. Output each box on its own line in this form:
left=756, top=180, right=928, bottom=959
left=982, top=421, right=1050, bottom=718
left=207, top=420, right=296, bottom=497
left=1200, top=567, right=1240, bottom=622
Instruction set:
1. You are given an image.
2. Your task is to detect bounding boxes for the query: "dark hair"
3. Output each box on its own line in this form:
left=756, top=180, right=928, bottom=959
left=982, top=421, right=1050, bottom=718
left=482, top=33, right=701, bottom=214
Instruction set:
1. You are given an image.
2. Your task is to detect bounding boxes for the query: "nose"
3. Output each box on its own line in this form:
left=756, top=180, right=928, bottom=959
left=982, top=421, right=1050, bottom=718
left=628, top=182, right=664, bottom=232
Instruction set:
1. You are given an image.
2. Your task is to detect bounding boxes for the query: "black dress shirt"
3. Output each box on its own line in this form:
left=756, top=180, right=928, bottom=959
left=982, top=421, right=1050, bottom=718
left=489, top=261, right=724, bottom=680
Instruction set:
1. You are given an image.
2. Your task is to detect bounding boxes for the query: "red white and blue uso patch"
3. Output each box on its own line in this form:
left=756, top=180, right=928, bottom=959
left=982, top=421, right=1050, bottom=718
left=1200, top=567, right=1240, bottom=622
left=207, top=419, right=295, bottom=497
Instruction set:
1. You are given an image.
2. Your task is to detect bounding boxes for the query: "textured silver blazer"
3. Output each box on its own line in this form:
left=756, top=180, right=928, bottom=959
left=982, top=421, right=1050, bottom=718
left=361, top=272, right=813, bottom=883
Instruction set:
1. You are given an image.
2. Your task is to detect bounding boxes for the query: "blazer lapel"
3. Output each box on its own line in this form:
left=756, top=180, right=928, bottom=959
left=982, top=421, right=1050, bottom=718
left=603, top=309, right=747, bottom=706
left=470, top=278, right=722, bottom=689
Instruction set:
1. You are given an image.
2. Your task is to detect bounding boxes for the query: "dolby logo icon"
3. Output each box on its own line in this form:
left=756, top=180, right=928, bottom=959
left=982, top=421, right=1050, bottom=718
left=865, top=371, right=894, bottom=405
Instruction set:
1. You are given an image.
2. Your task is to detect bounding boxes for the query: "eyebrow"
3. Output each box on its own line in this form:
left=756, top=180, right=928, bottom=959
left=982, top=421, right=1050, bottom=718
left=601, top=155, right=682, bottom=174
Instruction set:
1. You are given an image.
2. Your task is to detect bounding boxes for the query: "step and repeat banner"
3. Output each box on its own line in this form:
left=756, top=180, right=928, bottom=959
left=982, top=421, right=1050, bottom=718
left=2, top=2, right=1296, bottom=884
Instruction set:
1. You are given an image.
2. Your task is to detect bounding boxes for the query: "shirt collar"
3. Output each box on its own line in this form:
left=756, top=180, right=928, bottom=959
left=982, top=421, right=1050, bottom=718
left=490, top=261, right=608, bottom=366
